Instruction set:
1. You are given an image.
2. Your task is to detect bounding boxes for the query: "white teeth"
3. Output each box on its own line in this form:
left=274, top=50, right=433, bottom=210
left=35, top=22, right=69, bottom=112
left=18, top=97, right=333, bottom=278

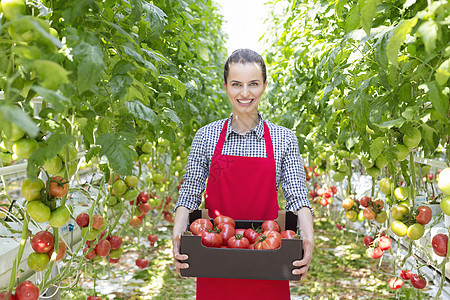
left=237, top=99, right=252, bottom=104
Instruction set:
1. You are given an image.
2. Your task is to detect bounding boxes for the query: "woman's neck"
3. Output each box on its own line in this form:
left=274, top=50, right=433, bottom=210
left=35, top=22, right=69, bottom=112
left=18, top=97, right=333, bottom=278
left=231, top=112, right=259, bottom=134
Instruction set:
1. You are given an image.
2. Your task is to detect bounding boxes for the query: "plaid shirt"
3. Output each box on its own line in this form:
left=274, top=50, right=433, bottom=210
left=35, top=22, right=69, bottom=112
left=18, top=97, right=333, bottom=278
left=175, top=113, right=313, bottom=215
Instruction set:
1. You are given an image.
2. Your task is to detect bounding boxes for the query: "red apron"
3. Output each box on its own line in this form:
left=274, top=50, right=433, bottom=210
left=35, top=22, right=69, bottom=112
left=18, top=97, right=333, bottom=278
left=197, top=119, right=290, bottom=300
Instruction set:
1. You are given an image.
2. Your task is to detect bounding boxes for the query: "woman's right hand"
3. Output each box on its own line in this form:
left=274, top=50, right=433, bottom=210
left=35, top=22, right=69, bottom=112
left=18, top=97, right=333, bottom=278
left=172, top=206, right=190, bottom=277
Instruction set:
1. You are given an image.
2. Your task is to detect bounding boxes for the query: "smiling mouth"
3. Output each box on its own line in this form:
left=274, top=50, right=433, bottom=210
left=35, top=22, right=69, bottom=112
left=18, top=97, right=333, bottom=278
left=237, top=99, right=253, bottom=104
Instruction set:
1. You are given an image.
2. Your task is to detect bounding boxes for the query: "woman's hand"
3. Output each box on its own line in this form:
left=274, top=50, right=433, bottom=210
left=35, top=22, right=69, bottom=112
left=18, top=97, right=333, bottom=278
left=172, top=206, right=190, bottom=277
left=292, top=207, right=314, bottom=280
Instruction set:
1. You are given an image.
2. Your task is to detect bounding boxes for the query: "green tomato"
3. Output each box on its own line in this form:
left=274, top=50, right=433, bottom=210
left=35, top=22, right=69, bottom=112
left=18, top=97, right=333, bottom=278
left=361, top=156, right=374, bottom=168
left=379, top=178, right=392, bottom=195
left=345, top=210, right=357, bottom=222
left=152, top=173, right=164, bottom=184
left=1, top=0, right=26, bottom=20
left=403, top=128, right=421, bottom=149
left=179, top=150, right=188, bottom=159
left=375, top=211, right=387, bottom=223
left=124, top=175, right=139, bottom=188
left=357, top=209, right=365, bottom=222
left=141, top=141, right=153, bottom=154
left=48, top=206, right=70, bottom=228
left=21, top=178, right=44, bottom=201
left=58, top=144, right=78, bottom=162
left=106, top=195, right=118, bottom=206
left=44, top=156, right=63, bottom=175
left=139, top=153, right=150, bottom=163
left=394, top=144, right=409, bottom=161
left=407, top=223, right=425, bottom=240
left=394, top=187, right=409, bottom=201
left=27, top=252, right=49, bottom=271
left=391, top=220, right=408, bottom=237
left=4, top=122, right=25, bottom=142
left=149, top=197, right=161, bottom=208
left=375, top=154, right=388, bottom=169
left=366, top=166, right=381, bottom=177
left=113, top=180, right=127, bottom=196
left=123, top=188, right=139, bottom=201
left=391, top=204, right=409, bottom=220
left=131, top=25, right=139, bottom=34
left=174, top=161, right=183, bottom=172
left=109, top=247, right=123, bottom=259
left=440, top=196, right=450, bottom=215
left=438, top=168, right=450, bottom=196
left=13, top=138, right=38, bottom=159
left=27, top=201, right=51, bottom=223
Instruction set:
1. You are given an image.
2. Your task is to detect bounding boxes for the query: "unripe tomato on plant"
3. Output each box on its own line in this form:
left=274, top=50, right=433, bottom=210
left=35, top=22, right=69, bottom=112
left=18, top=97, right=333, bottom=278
left=345, top=210, right=357, bottom=222
left=379, top=178, right=392, bottom=195
left=129, top=216, right=142, bottom=227
left=21, top=178, right=44, bottom=201
left=375, top=211, right=387, bottom=223
left=437, top=168, right=450, bottom=195
left=439, top=196, right=450, bottom=215
left=363, top=207, right=376, bottom=220
left=27, top=201, right=51, bottom=223
left=407, top=223, right=424, bottom=240
left=391, top=220, right=408, bottom=237
left=27, top=252, right=50, bottom=271
left=48, top=206, right=70, bottom=228
left=342, top=198, right=354, bottom=211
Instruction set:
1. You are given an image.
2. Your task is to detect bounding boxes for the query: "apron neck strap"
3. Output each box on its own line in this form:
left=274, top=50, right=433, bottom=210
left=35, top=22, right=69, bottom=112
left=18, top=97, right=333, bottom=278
left=214, top=119, right=274, bottom=159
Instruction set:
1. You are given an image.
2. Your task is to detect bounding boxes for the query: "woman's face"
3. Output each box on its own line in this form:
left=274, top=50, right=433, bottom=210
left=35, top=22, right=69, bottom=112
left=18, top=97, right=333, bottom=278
left=224, top=62, right=267, bottom=115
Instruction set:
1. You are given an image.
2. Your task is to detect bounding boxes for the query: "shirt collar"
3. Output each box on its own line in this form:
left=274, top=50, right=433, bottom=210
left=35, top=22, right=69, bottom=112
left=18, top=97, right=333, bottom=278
left=226, top=112, right=265, bottom=140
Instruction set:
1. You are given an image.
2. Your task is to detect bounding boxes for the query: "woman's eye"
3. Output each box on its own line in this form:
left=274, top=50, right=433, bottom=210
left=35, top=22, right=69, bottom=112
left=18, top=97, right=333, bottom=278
left=250, top=83, right=258, bottom=86
left=232, top=83, right=240, bottom=87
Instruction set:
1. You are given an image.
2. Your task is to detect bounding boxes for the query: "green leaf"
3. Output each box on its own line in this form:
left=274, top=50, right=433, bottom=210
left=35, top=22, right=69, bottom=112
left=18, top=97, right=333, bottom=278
left=386, top=18, right=417, bottom=67
left=27, top=147, right=46, bottom=181
left=427, top=81, right=448, bottom=119
left=160, top=75, right=186, bottom=98
left=72, top=42, right=106, bottom=93
left=29, top=18, right=62, bottom=49
left=335, top=0, right=346, bottom=19
left=163, top=108, right=183, bottom=128
left=345, top=5, right=360, bottom=33
left=359, top=0, right=381, bottom=36
left=111, top=60, right=136, bottom=76
left=97, top=132, right=138, bottom=175
left=31, top=86, right=69, bottom=112
left=435, top=59, right=450, bottom=86
left=369, top=137, right=387, bottom=159
left=418, top=20, right=438, bottom=55
left=31, top=60, right=70, bottom=90
left=125, top=100, right=159, bottom=126
left=85, top=146, right=101, bottom=163
left=324, top=74, right=346, bottom=95
left=197, top=44, right=210, bottom=61
left=378, top=117, right=406, bottom=129
left=421, top=123, right=438, bottom=150
left=44, top=134, right=75, bottom=158
left=143, top=3, right=167, bottom=39
left=107, top=75, right=133, bottom=100
left=0, top=105, right=39, bottom=138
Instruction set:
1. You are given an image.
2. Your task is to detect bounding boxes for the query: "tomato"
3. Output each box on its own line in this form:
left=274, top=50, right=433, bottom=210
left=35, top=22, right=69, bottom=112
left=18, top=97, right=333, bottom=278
left=261, top=220, right=281, bottom=233
left=410, top=274, right=427, bottom=289
left=138, top=191, right=149, bottom=203
left=368, top=247, right=383, bottom=259
left=200, top=230, right=223, bottom=248
left=139, top=202, right=151, bottom=213
left=391, top=204, right=409, bottom=220
left=432, top=234, right=448, bottom=257
left=213, top=215, right=235, bottom=227
left=438, top=168, right=450, bottom=195
left=391, top=220, right=408, bottom=237
left=216, top=223, right=235, bottom=245
left=152, top=173, right=164, bottom=184
left=0, top=292, right=15, bottom=300
left=320, top=197, right=329, bottom=206
left=394, top=187, right=409, bottom=201
left=95, top=240, right=111, bottom=257
left=379, top=178, right=392, bottom=195
left=330, top=185, right=337, bottom=195
left=83, top=247, right=96, bottom=260
left=403, top=127, right=421, bottom=149
left=363, top=236, right=374, bottom=247
left=57, top=144, right=77, bottom=163
left=48, top=206, right=70, bottom=228
left=375, top=211, right=387, bottom=223
left=254, top=230, right=281, bottom=250
left=136, top=258, right=149, bottom=269
left=124, top=175, right=139, bottom=188
left=366, top=166, right=381, bottom=177
left=27, top=252, right=49, bottom=271
left=281, top=230, right=296, bottom=239
left=235, top=228, right=246, bottom=235
left=48, top=176, right=68, bottom=198
left=92, top=214, right=104, bottom=230
left=123, top=188, right=139, bottom=201
left=342, top=198, right=354, bottom=210
left=76, top=213, right=89, bottom=227
left=363, top=207, right=376, bottom=220
left=1, top=0, right=26, bottom=21
left=21, top=179, right=44, bottom=201
left=31, top=231, right=54, bottom=253
left=415, top=205, right=432, bottom=225
left=47, top=240, right=66, bottom=261
left=400, top=270, right=412, bottom=280
left=108, top=235, right=123, bottom=250
left=109, top=247, right=123, bottom=259
left=407, top=223, right=424, bottom=240
left=378, top=236, right=392, bottom=251
left=15, top=280, right=39, bottom=300
left=440, top=196, right=450, bottom=215
left=44, top=156, right=63, bottom=175
left=227, top=235, right=250, bottom=249
left=87, top=296, right=102, bottom=300
left=112, top=180, right=127, bottom=196
left=189, top=218, right=213, bottom=236
left=147, top=234, right=158, bottom=246
left=129, top=216, right=142, bottom=227
left=27, top=201, right=51, bottom=223
left=12, top=139, right=38, bottom=159
left=359, top=196, right=371, bottom=207
left=388, top=278, right=403, bottom=290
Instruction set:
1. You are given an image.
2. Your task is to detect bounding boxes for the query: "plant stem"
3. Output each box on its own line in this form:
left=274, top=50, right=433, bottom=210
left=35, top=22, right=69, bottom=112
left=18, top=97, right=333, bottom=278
left=8, top=213, right=30, bottom=292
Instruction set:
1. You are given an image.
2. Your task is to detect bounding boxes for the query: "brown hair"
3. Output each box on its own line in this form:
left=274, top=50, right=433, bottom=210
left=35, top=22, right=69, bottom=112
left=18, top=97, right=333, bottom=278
left=224, top=49, right=267, bottom=84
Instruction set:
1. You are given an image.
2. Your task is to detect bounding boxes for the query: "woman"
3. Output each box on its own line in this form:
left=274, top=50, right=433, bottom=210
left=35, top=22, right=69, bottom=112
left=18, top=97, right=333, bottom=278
left=172, top=49, right=314, bottom=299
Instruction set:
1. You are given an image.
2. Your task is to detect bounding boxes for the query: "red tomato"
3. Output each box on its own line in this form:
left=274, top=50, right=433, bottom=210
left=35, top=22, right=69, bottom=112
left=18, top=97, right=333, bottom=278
left=378, top=236, right=392, bottom=251
left=363, top=207, right=376, bottom=220
left=31, top=231, right=54, bottom=253
left=359, top=196, right=371, bottom=207
left=388, top=278, right=403, bottom=290
left=109, top=236, right=123, bottom=250
left=95, top=240, right=111, bottom=257
left=216, top=223, right=235, bottom=245
left=330, top=185, right=337, bottom=195
left=136, top=258, right=149, bottom=269
left=261, top=220, right=281, bottom=233
left=373, top=199, right=384, bottom=211
left=48, top=176, right=69, bottom=198
left=15, top=280, right=39, bottom=300
left=369, top=247, right=383, bottom=259
left=432, top=234, right=448, bottom=257
left=227, top=235, right=250, bottom=249
left=244, top=228, right=262, bottom=244
left=200, top=230, right=223, bottom=248
left=235, top=228, right=245, bottom=235
left=87, top=296, right=102, bottom=300
left=416, top=206, right=432, bottom=225
left=400, top=270, right=412, bottom=280
left=410, top=274, right=427, bottom=289
left=254, top=230, right=281, bottom=250
left=189, top=218, right=213, bottom=235
left=0, top=292, right=16, bottom=300
left=75, top=213, right=89, bottom=228
left=213, top=215, right=235, bottom=227
left=363, top=236, right=374, bottom=247
left=281, top=230, right=296, bottom=239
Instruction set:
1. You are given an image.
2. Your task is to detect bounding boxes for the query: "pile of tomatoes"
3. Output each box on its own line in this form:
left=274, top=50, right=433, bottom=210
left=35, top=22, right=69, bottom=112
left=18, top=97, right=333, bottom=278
left=309, top=184, right=337, bottom=207
left=189, top=215, right=297, bottom=250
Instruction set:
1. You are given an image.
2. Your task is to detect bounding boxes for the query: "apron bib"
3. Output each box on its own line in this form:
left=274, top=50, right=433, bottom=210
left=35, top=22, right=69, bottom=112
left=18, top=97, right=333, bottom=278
left=197, top=119, right=290, bottom=300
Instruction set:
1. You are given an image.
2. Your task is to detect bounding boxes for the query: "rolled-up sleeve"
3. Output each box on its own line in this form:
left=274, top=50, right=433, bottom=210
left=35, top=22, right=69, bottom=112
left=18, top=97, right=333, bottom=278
left=175, top=127, right=209, bottom=211
left=281, top=134, right=314, bottom=215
